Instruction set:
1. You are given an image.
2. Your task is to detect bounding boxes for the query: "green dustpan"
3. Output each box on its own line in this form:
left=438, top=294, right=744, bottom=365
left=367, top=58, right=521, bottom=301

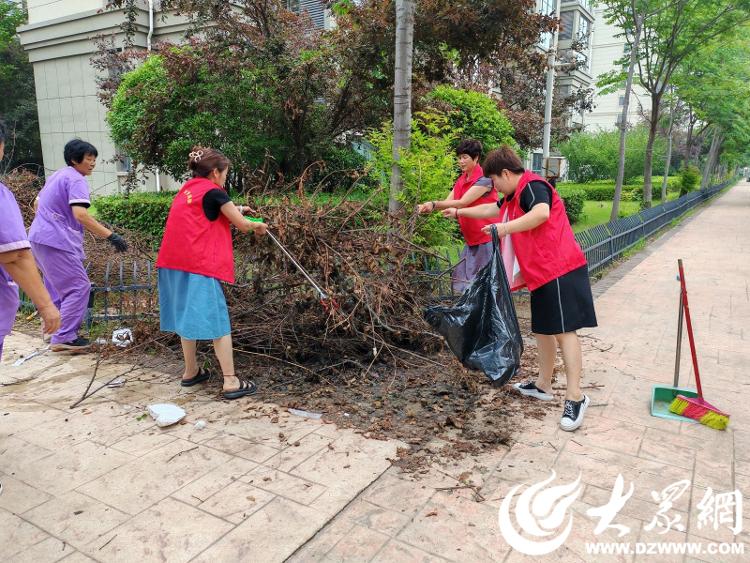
left=650, top=263, right=699, bottom=423
left=650, top=384, right=699, bottom=422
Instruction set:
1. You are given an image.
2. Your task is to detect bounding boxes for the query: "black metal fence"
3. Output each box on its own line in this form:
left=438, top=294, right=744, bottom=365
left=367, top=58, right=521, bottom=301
left=19, top=258, right=158, bottom=327
left=575, top=180, right=732, bottom=276
left=19, top=179, right=735, bottom=323
left=85, top=260, right=158, bottom=326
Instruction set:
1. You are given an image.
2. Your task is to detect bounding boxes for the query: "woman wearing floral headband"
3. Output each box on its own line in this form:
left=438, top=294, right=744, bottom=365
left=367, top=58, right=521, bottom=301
left=156, top=146, right=267, bottom=399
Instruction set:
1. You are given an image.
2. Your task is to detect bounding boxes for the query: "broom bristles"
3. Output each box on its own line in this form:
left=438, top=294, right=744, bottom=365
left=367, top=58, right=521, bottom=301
left=669, top=395, right=729, bottom=430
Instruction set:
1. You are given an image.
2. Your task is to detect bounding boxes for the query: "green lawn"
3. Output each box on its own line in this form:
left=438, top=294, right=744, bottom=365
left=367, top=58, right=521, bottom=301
left=573, top=191, right=682, bottom=233
left=573, top=201, right=640, bottom=232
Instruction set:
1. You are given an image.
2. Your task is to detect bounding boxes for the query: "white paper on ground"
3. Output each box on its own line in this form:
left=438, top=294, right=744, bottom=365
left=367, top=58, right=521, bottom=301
left=112, top=328, right=134, bottom=347
left=148, top=403, right=186, bottom=427
left=289, top=408, right=322, bottom=420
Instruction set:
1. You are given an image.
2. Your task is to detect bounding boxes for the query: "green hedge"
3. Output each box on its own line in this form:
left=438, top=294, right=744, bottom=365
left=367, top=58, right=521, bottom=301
left=557, top=177, right=680, bottom=203
left=678, top=165, right=700, bottom=195
left=94, top=192, right=175, bottom=242
left=557, top=188, right=585, bottom=225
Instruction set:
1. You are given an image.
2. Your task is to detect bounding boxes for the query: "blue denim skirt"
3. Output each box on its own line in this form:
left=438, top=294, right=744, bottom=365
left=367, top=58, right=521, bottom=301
left=158, top=268, right=231, bottom=340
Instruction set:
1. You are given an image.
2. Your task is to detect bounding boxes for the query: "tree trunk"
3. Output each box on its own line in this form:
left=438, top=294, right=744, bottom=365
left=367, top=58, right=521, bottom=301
left=711, top=139, right=723, bottom=184
left=700, top=128, right=722, bottom=189
left=642, top=92, right=662, bottom=208
left=611, top=12, right=643, bottom=222
left=390, top=0, right=416, bottom=215
left=684, top=107, right=695, bottom=166
left=661, top=96, right=675, bottom=202
left=661, top=135, right=673, bottom=201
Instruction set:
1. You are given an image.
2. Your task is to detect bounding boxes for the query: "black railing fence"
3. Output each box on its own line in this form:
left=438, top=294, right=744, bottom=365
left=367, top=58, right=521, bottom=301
left=575, top=180, right=732, bottom=276
left=19, top=179, right=735, bottom=324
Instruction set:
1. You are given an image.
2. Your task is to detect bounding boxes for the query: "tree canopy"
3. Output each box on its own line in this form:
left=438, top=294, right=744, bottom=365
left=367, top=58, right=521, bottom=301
left=597, top=0, right=750, bottom=204
left=102, top=0, right=591, bottom=187
left=0, top=1, right=41, bottom=170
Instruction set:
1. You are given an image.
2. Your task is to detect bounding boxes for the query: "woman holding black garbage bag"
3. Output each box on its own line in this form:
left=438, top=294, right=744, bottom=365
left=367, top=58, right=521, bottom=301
left=443, top=146, right=597, bottom=432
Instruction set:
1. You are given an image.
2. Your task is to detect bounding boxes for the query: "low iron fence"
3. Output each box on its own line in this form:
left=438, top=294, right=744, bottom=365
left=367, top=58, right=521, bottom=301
left=575, top=180, right=732, bottom=277
left=19, top=179, right=734, bottom=324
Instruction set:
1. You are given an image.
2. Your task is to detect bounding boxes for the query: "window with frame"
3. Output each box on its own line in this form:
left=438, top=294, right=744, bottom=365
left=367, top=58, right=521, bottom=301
left=538, top=0, right=555, bottom=14
left=559, top=12, right=574, bottom=41
left=538, top=0, right=556, bottom=49
left=532, top=153, right=544, bottom=173
left=578, top=16, right=591, bottom=46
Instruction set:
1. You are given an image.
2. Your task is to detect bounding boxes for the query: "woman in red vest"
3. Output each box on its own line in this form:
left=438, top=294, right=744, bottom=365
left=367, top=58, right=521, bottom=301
left=416, top=139, right=501, bottom=293
left=443, top=146, right=597, bottom=431
left=156, top=147, right=268, bottom=400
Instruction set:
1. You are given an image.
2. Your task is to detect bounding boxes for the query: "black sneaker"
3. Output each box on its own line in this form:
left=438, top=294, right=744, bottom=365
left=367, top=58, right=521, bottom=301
left=560, top=395, right=590, bottom=432
left=513, top=381, right=554, bottom=401
left=51, top=337, right=92, bottom=353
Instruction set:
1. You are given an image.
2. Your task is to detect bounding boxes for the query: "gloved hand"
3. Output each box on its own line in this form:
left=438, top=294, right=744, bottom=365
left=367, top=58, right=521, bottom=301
left=107, top=233, right=128, bottom=253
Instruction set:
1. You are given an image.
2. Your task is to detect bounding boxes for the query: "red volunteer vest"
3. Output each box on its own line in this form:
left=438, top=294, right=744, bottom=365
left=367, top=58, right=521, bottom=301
left=500, top=171, right=586, bottom=291
left=156, top=177, right=235, bottom=283
left=453, top=164, right=500, bottom=246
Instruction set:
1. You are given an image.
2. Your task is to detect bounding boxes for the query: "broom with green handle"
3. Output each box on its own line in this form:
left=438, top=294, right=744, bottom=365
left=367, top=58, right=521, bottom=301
left=668, top=259, right=730, bottom=430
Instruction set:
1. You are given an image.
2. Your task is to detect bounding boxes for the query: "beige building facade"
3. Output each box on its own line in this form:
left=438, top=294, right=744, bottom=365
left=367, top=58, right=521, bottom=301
left=18, top=1, right=190, bottom=194
left=584, top=4, right=650, bottom=131
left=556, top=0, right=595, bottom=130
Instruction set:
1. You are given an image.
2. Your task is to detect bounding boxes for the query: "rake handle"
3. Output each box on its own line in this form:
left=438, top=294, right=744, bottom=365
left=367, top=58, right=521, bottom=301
left=267, top=231, right=328, bottom=301
left=677, top=259, right=703, bottom=400
left=674, top=286, right=684, bottom=388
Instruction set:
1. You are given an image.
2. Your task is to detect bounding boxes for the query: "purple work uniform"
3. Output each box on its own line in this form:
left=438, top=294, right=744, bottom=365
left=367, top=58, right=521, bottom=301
left=0, top=182, right=31, bottom=360
left=28, top=167, right=92, bottom=345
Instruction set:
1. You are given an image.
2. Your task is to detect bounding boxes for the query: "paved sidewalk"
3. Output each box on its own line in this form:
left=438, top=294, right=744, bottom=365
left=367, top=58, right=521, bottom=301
left=0, top=333, right=402, bottom=562
left=1, top=183, right=748, bottom=562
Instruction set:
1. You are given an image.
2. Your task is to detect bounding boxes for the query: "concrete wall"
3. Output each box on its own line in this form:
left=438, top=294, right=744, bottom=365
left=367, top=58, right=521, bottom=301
left=19, top=3, right=195, bottom=195
left=28, top=0, right=106, bottom=25
left=585, top=5, right=650, bottom=131
left=32, top=54, right=120, bottom=195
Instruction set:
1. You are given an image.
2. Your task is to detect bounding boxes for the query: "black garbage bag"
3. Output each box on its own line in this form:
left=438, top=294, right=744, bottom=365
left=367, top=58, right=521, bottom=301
left=424, top=226, right=523, bottom=385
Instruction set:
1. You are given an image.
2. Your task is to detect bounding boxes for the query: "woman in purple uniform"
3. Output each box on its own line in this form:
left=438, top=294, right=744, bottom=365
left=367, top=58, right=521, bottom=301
left=28, top=139, right=128, bottom=352
left=0, top=122, right=61, bottom=358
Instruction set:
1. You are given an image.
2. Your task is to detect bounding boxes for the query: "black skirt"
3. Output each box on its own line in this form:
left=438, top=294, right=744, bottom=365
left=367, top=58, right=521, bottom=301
left=530, top=265, right=597, bottom=335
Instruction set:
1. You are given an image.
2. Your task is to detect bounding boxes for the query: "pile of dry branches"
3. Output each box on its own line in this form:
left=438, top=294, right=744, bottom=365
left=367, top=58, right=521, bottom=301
left=5, top=169, right=456, bottom=370
left=226, top=194, right=452, bottom=369
left=2, top=168, right=43, bottom=226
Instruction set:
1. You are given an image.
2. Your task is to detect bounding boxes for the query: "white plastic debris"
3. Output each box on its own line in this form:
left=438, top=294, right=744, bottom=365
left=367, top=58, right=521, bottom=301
left=194, top=420, right=207, bottom=430
left=147, top=403, right=186, bottom=427
left=288, top=408, right=322, bottom=420
left=12, top=347, right=48, bottom=367
left=112, top=328, right=134, bottom=348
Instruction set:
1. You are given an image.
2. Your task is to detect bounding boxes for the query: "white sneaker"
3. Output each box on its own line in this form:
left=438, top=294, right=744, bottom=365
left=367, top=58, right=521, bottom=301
left=560, top=395, right=590, bottom=432
left=513, top=381, right=554, bottom=401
